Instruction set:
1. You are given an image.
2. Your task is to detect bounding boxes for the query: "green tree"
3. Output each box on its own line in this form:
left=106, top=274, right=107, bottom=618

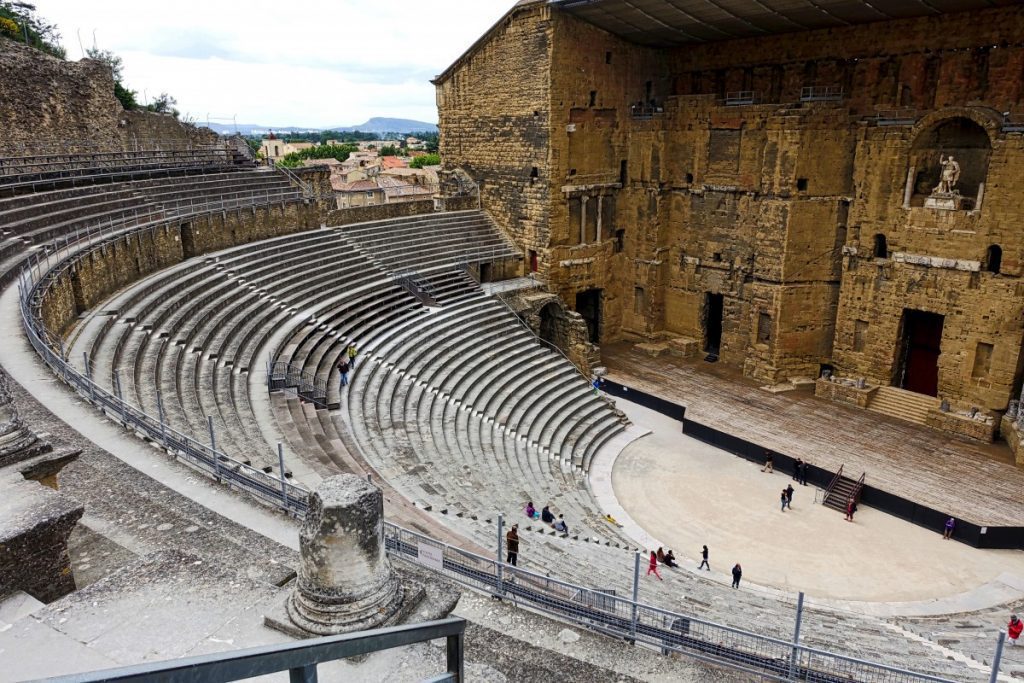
left=379, top=145, right=400, bottom=157
left=145, top=92, right=179, bottom=118
left=277, top=143, right=358, bottom=168
left=0, top=2, right=65, bottom=58
left=410, top=153, right=441, bottom=169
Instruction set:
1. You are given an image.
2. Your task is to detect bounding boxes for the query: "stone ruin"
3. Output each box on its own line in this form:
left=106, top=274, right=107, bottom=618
left=266, top=474, right=456, bottom=638
left=0, top=369, right=83, bottom=602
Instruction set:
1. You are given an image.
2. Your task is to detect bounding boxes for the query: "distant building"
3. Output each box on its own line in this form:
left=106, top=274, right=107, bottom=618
left=259, top=139, right=315, bottom=163
left=332, top=179, right=385, bottom=209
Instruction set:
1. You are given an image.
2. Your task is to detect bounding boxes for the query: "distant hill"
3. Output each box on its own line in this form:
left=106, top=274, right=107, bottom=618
left=204, top=117, right=437, bottom=137
left=328, top=118, right=438, bottom=134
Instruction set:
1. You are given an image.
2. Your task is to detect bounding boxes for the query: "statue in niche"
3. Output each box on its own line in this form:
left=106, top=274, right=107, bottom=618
left=933, top=154, right=961, bottom=195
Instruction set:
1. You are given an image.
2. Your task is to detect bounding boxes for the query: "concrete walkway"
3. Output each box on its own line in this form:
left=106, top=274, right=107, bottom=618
left=603, top=397, right=1024, bottom=612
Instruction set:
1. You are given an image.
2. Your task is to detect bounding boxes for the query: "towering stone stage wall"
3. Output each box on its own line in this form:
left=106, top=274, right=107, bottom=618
left=434, top=1, right=551, bottom=272
left=436, top=3, right=1024, bottom=412
left=0, top=38, right=216, bottom=153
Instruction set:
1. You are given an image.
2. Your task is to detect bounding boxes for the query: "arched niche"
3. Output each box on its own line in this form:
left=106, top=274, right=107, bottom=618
left=907, top=117, right=991, bottom=210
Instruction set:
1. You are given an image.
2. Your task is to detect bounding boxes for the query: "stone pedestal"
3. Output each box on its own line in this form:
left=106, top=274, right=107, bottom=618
left=283, top=476, right=405, bottom=635
left=924, top=192, right=964, bottom=211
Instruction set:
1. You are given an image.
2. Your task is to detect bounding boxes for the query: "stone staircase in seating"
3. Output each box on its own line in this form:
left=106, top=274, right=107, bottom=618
left=868, top=385, right=939, bottom=426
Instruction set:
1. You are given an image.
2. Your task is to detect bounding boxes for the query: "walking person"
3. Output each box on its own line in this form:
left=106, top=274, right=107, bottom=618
left=731, top=563, right=742, bottom=589
left=647, top=551, right=663, bottom=581
left=942, top=517, right=955, bottom=540
left=505, top=524, right=519, bottom=566
left=845, top=497, right=857, bottom=522
left=698, top=544, right=710, bottom=571
left=347, top=342, right=359, bottom=370
left=793, top=458, right=803, bottom=481
left=780, top=488, right=788, bottom=512
left=785, top=484, right=794, bottom=510
left=1009, top=614, right=1022, bottom=646
left=336, top=358, right=350, bottom=387
left=761, top=450, right=774, bottom=473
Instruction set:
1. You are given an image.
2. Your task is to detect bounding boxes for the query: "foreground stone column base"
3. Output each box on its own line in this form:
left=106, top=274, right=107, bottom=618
left=265, top=474, right=436, bottom=638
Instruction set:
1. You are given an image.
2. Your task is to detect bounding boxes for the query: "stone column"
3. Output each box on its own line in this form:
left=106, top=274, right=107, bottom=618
left=580, top=195, right=589, bottom=245
left=596, top=195, right=603, bottom=243
left=285, top=475, right=404, bottom=635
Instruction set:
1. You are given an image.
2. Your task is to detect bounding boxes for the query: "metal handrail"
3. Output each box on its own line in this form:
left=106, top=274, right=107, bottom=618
left=852, top=471, right=866, bottom=502
left=822, top=463, right=844, bottom=506
left=41, top=617, right=466, bottom=683
left=274, top=163, right=314, bottom=198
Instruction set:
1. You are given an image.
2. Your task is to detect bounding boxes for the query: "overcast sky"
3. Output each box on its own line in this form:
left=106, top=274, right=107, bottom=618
left=38, top=0, right=516, bottom=128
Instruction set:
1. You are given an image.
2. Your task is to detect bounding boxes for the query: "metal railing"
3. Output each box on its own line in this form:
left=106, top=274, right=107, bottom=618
left=41, top=617, right=466, bottom=683
left=800, top=86, right=844, bottom=103
left=274, top=162, right=315, bottom=199
left=822, top=464, right=845, bottom=506
left=17, top=197, right=312, bottom=518
left=269, top=360, right=331, bottom=409
left=725, top=91, right=760, bottom=106
left=383, top=522, right=978, bottom=683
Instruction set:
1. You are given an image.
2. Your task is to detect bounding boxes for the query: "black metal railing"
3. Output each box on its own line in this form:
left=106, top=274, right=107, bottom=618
left=41, top=617, right=465, bottom=683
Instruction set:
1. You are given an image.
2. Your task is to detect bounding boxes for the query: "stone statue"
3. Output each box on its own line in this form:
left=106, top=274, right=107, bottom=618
left=933, top=154, right=961, bottom=195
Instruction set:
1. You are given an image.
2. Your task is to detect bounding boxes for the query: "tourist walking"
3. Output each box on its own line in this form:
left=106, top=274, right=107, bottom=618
left=647, top=551, right=663, bottom=580
left=942, top=517, right=955, bottom=540
left=698, top=544, right=710, bottom=571
left=785, top=484, right=794, bottom=510
left=761, top=450, right=774, bottom=473
left=780, top=488, right=788, bottom=512
left=505, top=525, right=519, bottom=566
left=1009, top=614, right=1022, bottom=645
left=336, top=358, right=350, bottom=387
left=845, top=497, right=857, bottom=522
left=347, top=342, right=359, bottom=370
left=731, top=563, right=742, bottom=589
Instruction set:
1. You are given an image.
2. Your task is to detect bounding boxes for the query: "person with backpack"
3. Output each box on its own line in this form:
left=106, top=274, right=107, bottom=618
left=336, top=358, right=350, bottom=387
left=731, top=563, right=742, bottom=589
left=347, top=342, right=359, bottom=370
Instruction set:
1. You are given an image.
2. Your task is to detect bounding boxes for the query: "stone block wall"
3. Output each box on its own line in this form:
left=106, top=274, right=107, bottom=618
left=436, top=2, right=1024, bottom=417
left=0, top=38, right=217, bottom=154
left=434, top=1, right=551, bottom=268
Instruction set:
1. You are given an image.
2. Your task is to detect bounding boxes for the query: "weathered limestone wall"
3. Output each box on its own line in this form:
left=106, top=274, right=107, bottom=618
left=434, top=1, right=551, bottom=266
left=0, top=39, right=216, bottom=153
left=436, top=3, right=1024, bottom=411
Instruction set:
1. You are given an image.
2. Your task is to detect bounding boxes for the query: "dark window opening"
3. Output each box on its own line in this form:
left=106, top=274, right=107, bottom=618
left=757, top=312, right=771, bottom=344
left=685, top=172, right=694, bottom=184
left=986, top=244, right=1002, bottom=274
left=605, top=51, right=612, bottom=64
left=576, top=289, right=603, bottom=343
left=796, top=178, right=809, bottom=192
left=645, top=80, right=653, bottom=104
left=713, top=252, right=722, bottom=262
left=704, top=293, right=724, bottom=355
left=530, top=166, right=538, bottom=179
left=529, top=250, right=538, bottom=273
left=533, top=110, right=540, bottom=117
left=873, top=234, right=888, bottom=259
left=619, top=160, right=627, bottom=184
left=614, top=229, right=625, bottom=253
left=569, top=168, right=577, bottom=176
left=589, top=90, right=597, bottom=107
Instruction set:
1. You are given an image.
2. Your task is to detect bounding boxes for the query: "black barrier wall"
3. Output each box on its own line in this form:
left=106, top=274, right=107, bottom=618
left=605, top=381, right=1024, bottom=549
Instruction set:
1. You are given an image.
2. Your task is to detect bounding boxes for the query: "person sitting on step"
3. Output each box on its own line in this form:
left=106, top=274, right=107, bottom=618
left=541, top=504, right=555, bottom=525
left=524, top=501, right=536, bottom=519
left=553, top=514, right=569, bottom=535
left=664, top=549, right=679, bottom=568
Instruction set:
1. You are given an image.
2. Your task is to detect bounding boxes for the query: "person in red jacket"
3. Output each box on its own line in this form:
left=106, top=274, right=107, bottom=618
left=647, top=551, right=663, bottom=581
left=1009, top=614, right=1022, bottom=646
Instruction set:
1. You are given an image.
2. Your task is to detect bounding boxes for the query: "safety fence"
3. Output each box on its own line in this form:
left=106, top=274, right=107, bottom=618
left=382, top=522, right=992, bottom=683
left=268, top=360, right=331, bottom=409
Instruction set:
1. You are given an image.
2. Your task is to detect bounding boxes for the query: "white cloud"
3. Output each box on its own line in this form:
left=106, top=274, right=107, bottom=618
left=37, top=0, right=516, bottom=127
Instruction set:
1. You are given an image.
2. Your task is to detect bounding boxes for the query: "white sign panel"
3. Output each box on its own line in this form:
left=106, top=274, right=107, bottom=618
left=418, top=542, right=444, bottom=571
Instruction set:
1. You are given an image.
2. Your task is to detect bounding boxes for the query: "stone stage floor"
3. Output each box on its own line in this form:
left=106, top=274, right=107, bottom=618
left=601, top=342, right=1024, bottom=529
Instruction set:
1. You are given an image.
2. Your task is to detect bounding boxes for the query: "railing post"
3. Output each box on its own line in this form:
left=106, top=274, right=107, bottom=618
left=208, top=415, right=221, bottom=481
left=789, top=591, right=804, bottom=680
left=83, top=352, right=94, bottom=400
left=630, top=550, right=640, bottom=642
left=157, top=389, right=167, bottom=449
left=278, top=442, right=288, bottom=509
left=496, top=514, right=504, bottom=597
left=989, top=631, right=1005, bottom=683
left=447, top=630, right=465, bottom=683
left=288, top=665, right=317, bottom=683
